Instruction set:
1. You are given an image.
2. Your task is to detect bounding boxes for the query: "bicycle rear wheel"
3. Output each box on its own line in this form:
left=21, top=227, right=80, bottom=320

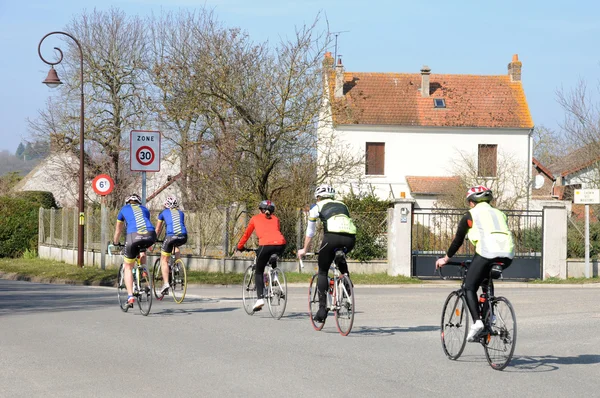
left=308, top=274, right=325, bottom=331
left=441, top=291, right=468, bottom=360
left=152, top=258, right=165, bottom=300
left=117, top=264, right=129, bottom=312
left=171, top=259, right=187, bottom=304
left=136, top=266, right=153, bottom=316
left=242, top=265, right=257, bottom=315
left=484, top=297, right=517, bottom=370
left=267, top=267, right=287, bottom=320
left=334, top=275, right=355, bottom=336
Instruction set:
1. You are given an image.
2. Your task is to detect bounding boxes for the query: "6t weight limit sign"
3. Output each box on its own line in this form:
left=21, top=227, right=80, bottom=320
left=130, top=130, right=161, bottom=171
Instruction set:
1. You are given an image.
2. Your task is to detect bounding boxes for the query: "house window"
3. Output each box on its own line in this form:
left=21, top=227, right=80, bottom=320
left=478, top=144, right=497, bottom=177
left=434, top=98, right=446, bottom=108
left=366, top=142, right=385, bottom=175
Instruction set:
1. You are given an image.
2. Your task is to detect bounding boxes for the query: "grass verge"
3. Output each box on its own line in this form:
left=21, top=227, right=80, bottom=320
left=0, top=258, right=421, bottom=286
left=529, top=276, right=600, bottom=284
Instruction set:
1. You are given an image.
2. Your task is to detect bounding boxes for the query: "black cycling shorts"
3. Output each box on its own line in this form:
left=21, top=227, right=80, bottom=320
left=124, top=231, right=157, bottom=261
left=161, top=234, right=188, bottom=255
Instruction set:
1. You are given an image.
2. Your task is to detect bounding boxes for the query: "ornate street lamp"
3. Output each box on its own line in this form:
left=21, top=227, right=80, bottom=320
left=38, top=32, right=85, bottom=267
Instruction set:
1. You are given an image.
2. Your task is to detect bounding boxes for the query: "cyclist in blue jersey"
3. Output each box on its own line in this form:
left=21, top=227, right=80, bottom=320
left=155, top=196, right=188, bottom=296
left=112, top=194, right=157, bottom=307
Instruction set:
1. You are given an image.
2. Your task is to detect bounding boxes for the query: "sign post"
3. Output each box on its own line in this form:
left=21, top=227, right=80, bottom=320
left=574, top=189, right=600, bottom=278
left=92, top=174, right=115, bottom=270
left=130, top=130, right=161, bottom=206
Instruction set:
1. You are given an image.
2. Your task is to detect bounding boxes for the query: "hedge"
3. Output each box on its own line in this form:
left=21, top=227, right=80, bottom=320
left=13, top=191, right=58, bottom=209
left=0, top=197, right=40, bottom=257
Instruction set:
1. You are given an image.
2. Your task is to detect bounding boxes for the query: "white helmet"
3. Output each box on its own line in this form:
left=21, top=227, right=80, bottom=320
left=314, top=184, right=335, bottom=199
left=164, top=196, right=179, bottom=208
left=125, top=194, right=141, bottom=204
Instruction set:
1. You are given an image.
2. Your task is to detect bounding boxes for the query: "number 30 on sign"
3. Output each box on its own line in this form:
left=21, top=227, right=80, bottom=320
left=92, top=174, right=115, bottom=196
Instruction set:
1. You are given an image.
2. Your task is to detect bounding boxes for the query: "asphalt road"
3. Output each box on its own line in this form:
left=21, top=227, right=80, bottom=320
left=0, top=280, right=599, bottom=397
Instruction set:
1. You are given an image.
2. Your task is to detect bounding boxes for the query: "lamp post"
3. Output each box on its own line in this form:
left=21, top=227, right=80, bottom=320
left=38, top=32, right=85, bottom=268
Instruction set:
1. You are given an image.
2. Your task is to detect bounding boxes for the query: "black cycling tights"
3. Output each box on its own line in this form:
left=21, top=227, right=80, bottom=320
left=254, top=244, right=286, bottom=299
left=317, top=233, right=356, bottom=305
left=464, top=253, right=512, bottom=322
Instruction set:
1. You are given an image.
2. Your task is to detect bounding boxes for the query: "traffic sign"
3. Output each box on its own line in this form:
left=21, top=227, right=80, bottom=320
left=92, top=174, right=114, bottom=196
left=130, top=130, right=161, bottom=172
left=574, top=189, right=600, bottom=204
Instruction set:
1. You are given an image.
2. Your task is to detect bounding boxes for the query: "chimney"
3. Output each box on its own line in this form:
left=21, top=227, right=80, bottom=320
left=334, top=56, right=344, bottom=98
left=508, top=54, right=522, bottom=82
left=420, top=65, right=431, bottom=97
left=323, top=51, right=334, bottom=69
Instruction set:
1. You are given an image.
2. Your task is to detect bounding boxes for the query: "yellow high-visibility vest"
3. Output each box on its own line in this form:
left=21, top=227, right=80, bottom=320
left=467, top=202, right=515, bottom=259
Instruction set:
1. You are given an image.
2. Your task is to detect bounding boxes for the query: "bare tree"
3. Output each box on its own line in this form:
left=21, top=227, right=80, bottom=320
left=437, top=149, right=530, bottom=210
left=555, top=78, right=600, bottom=187
left=532, top=125, right=568, bottom=167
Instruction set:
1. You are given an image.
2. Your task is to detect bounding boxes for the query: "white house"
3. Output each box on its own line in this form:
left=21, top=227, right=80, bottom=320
left=318, top=53, right=535, bottom=208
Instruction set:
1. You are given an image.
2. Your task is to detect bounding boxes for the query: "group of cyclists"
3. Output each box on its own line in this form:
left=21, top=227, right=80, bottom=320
left=113, top=182, right=515, bottom=337
left=112, top=194, right=188, bottom=308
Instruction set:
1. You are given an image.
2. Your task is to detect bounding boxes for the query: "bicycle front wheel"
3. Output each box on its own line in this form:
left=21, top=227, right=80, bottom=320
left=136, top=266, right=153, bottom=316
left=441, top=291, right=468, bottom=360
left=484, top=297, right=517, bottom=370
left=171, top=259, right=187, bottom=304
left=152, top=258, right=165, bottom=300
left=267, top=267, right=287, bottom=320
left=242, top=265, right=257, bottom=315
left=308, top=274, right=324, bottom=331
left=334, top=275, right=355, bottom=336
left=117, top=264, right=129, bottom=312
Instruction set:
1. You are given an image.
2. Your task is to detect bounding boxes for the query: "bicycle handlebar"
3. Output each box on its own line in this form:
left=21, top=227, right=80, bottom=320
left=436, top=259, right=470, bottom=280
left=298, top=252, right=316, bottom=268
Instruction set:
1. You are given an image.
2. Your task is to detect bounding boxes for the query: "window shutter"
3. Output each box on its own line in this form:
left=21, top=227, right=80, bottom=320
left=366, top=143, right=385, bottom=175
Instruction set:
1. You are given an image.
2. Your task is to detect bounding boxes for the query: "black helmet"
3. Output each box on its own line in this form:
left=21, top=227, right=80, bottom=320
left=258, top=200, right=275, bottom=214
left=466, top=185, right=493, bottom=203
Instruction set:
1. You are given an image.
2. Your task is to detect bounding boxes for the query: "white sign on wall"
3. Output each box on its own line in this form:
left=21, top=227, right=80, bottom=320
left=574, top=189, right=600, bottom=204
left=130, top=130, right=161, bottom=172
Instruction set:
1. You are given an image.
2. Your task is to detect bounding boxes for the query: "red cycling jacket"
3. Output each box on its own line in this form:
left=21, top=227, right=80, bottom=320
left=237, top=213, right=286, bottom=249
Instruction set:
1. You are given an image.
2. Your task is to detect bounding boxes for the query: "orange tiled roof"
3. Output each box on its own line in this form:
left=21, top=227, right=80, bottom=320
left=406, top=176, right=461, bottom=195
left=327, top=69, right=533, bottom=129
left=532, top=157, right=555, bottom=180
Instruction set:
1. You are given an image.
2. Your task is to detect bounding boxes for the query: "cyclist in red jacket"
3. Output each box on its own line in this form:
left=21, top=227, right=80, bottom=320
left=236, top=200, right=287, bottom=312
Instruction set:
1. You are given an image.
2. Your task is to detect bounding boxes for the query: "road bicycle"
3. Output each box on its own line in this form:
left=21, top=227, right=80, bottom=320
left=108, top=243, right=153, bottom=316
left=240, top=248, right=287, bottom=319
left=300, top=250, right=354, bottom=336
left=152, top=242, right=187, bottom=304
left=438, top=260, right=517, bottom=370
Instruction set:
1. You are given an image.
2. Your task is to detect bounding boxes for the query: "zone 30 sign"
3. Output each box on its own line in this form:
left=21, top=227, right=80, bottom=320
left=130, top=130, right=161, bottom=172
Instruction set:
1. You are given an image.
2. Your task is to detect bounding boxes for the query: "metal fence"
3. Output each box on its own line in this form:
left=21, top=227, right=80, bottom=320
left=39, top=206, right=389, bottom=261
left=412, top=208, right=543, bottom=257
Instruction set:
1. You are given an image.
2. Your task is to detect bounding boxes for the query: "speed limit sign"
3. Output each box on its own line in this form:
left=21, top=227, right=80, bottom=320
left=130, top=130, right=161, bottom=171
left=92, top=174, right=114, bottom=196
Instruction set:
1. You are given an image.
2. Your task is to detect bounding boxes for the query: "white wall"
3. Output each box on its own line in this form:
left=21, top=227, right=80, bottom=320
left=318, top=122, right=531, bottom=202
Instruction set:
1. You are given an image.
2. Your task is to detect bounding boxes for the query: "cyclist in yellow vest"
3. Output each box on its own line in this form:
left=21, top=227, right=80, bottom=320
left=297, top=184, right=357, bottom=323
left=436, top=185, right=514, bottom=341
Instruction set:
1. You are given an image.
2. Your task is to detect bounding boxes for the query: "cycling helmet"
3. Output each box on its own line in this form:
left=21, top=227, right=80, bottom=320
left=125, top=194, right=142, bottom=204
left=314, top=184, right=335, bottom=199
left=466, top=185, right=493, bottom=203
left=258, top=200, right=275, bottom=214
left=164, top=196, right=179, bottom=208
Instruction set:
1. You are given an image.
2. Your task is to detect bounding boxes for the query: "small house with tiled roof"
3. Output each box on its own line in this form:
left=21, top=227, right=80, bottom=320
left=318, top=53, right=534, bottom=207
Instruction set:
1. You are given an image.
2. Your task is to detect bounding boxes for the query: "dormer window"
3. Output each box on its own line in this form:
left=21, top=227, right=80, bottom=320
left=434, top=98, right=446, bottom=108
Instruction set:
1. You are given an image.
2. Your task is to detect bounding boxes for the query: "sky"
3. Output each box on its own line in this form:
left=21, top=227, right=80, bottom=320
left=1, top=0, right=599, bottom=154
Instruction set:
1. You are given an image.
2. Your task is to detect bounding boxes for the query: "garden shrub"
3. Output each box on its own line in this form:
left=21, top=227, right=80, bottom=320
left=0, top=196, right=39, bottom=257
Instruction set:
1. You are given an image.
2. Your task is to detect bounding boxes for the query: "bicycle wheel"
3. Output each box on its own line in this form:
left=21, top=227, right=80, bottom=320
left=136, top=266, right=153, bottom=316
left=171, top=259, right=187, bottom=304
left=484, top=297, right=517, bottom=370
left=242, top=265, right=257, bottom=315
left=441, top=291, right=469, bottom=360
left=335, top=275, right=355, bottom=336
left=117, top=264, right=129, bottom=312
left=152, top=258, right=165, bottom=300
left=267, top=267, right=287, bottom=320
left=308, top=274, right=325, bottom=331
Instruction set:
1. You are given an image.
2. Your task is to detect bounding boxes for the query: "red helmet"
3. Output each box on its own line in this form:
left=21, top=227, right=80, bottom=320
left=466, top=185, right=493, bottom=203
